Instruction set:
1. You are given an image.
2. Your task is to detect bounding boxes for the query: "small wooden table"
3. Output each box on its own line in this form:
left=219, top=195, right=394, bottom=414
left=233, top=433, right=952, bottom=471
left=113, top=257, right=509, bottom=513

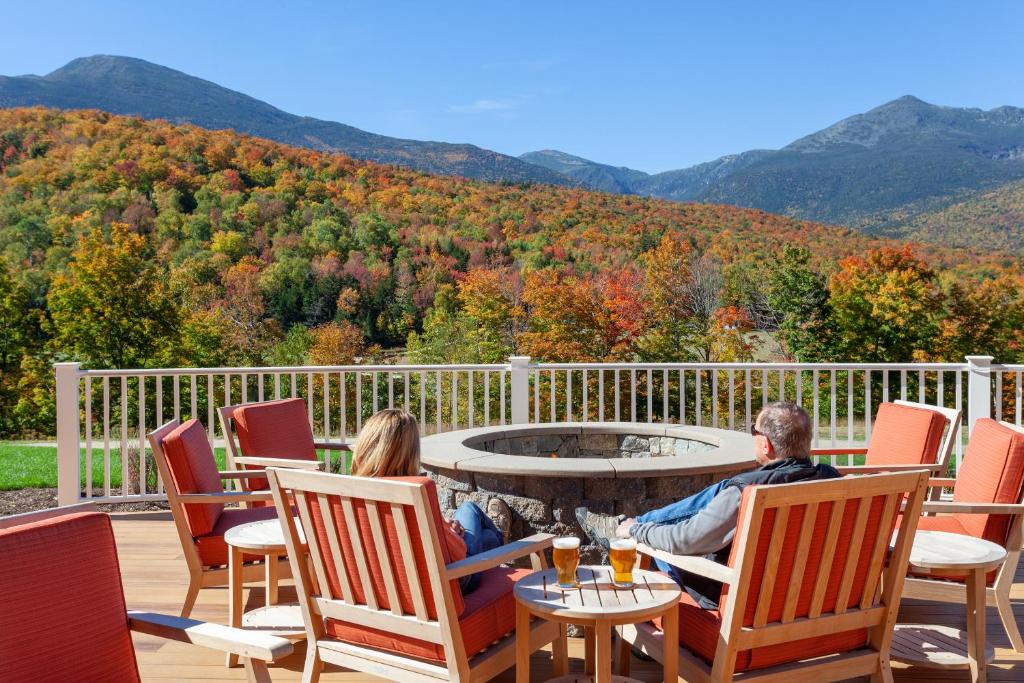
left=224, top=518, right=306, bottom=668
left=890, top=530, right=1007, bottom=683
left=514, top=566, right=681, bottom=683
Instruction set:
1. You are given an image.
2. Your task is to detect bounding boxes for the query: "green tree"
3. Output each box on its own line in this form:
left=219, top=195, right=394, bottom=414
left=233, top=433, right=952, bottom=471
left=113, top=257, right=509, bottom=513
left=767, top=246, right=835, bottom=361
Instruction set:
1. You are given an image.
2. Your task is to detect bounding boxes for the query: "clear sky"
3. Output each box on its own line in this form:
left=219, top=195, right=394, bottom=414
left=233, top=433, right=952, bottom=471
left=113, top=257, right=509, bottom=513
left=3, top=1, right=1022, bottom=173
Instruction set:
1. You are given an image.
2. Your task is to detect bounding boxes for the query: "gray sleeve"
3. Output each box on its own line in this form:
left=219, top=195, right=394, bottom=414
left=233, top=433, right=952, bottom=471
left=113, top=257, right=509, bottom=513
left=629, top=486, right=741, bottom=556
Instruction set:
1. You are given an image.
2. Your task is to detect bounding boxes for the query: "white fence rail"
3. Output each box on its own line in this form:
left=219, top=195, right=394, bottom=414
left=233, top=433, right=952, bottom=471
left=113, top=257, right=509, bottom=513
left=55, top=355, right=1022, bottom=505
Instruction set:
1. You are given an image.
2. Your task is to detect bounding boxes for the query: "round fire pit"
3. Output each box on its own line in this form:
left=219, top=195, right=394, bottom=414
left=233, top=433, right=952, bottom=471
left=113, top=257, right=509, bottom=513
left=421, top=422, right=754, bottom=565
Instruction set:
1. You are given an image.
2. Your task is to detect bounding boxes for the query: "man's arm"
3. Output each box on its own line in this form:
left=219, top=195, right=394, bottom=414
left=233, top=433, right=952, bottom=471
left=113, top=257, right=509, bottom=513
left=628, top=486, right=742, bottom=556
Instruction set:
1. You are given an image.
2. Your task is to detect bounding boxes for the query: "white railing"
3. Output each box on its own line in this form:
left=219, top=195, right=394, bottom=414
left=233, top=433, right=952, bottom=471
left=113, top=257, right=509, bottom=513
left=54, top=355, right=1022, bottom=505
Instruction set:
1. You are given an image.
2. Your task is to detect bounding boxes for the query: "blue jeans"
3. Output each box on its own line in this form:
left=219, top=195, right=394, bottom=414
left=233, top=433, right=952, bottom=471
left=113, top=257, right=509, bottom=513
left=635, top=479, right=730, bottom=577
left=453, top=501, right=504, bottom=594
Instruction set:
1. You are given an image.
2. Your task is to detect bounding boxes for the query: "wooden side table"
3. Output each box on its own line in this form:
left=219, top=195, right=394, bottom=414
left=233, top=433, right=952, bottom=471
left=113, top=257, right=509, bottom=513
left=224, top=518, right=306, bottom=668
left=514, top=566, right=681, bottom=683
left=890, top=530, right=1007, bottom=683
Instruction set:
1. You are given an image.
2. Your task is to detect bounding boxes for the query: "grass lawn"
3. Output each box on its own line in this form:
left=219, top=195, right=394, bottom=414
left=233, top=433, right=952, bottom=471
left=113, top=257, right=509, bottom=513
left=0, top=442, right=352, bottom=491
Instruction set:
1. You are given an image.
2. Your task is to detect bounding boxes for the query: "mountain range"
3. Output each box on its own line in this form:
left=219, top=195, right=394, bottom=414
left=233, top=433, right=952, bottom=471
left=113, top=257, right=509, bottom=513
left=4, top=56, right=1024, bottom=234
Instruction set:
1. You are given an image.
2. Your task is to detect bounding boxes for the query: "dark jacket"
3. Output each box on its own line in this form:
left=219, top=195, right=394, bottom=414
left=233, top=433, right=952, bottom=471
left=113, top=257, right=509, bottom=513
left=630, top=457, right=841, bottom=608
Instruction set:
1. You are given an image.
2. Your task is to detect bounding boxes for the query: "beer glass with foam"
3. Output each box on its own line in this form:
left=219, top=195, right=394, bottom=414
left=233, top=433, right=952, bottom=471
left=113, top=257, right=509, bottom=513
left=609, top=537, right=637, bottom=587
left=552, top=536, right=580, bottom=588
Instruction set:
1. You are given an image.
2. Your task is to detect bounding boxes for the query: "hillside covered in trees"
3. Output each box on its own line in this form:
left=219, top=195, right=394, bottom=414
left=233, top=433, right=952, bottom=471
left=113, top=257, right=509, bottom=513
left=2, top=107, right=1023, bottom=436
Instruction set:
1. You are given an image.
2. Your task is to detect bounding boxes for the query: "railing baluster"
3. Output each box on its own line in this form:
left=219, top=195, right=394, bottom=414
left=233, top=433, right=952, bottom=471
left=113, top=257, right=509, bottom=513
left=404, top=371, right=410, bottom=412
left=614, top=369, right=621, bottom=422
left=372, top=371, right=379, bottom=414
left=955, top=369, right=964, bottom=471
left=744, top=369, right=752, bottom=433
left=679, top=370, right=686, bottom=425
left=452, top=371, right=459, bottom=428
left=812, top=369, right=820, bottom=449
left=533, top=369, right=540, bottom=424
left=103, top=376, right=110, bottom=497
left=323, top=371, right=331, bottom=442
left=419, top=370, right=427, bottom=430
left=645, top=368, right=653, bottom=423
left=468, top=370, right=474, bottom=427
left=711, top=369, right=719, bottom=428
left=550, top=370, right=556, bottom=423
left=995, top=371, right=1003, bottom=422
left=484, top=371, right=490, bottom=425
left=274, top=373, right=281, bottom=399
left=566, top=370, right=572, bottom=422
left=307, top=373, right=314, bottom=429
left=139, top=376, right=147, bottom=493
left=85, top=377, right=93, bottom=499
left=257, top=372, right=264, bottom=401
left=864, top=370, right=872, bottom=443
left=598, top=369, right=605, bottom=423
left=728, top=370, right=735, bottom=431
left=919, top=369, right=926, bottom=404
left=356, top=371, right=363, bottom=432
left=388, top=371, right=394, bottom=410
left=1016, top=370, right=1023, bottom=427
left=829, top=369, right=837, bottom=451
left=435, top=371, right=442, bottom=433
left=173, top=375, right=181, bottom=421
left=900, top=369, right=908, bottom=401
left=847, top=371, right=854, bottom=447
left=290, top=372, right=297, bottom=399
left=761, top=369, right=768, bottom=407
left=695, top=370, right=702, bottom=427
left=340, top=372, right=347, bottom=444
left=206, top=375, right=214, bottom=441
left=630, top=369, right=637, bottom=422
left=582, top=369, right=588, bottom=423
left=778, top=369, right=785, bottom=402
left=121, top=376, right=129, bottom=497
left=795, top=369, right=803, bottom=410
left=499, top=370, right=506, bottom=425
left=662, top=369, right=669, bottom=423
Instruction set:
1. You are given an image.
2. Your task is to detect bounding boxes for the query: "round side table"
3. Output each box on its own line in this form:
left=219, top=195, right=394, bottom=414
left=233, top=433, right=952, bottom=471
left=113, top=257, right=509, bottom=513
left=224, top=518, right=306, bottom=668
left=890, top=530, right=1007, bottom=683
left=514, top=565, right=681, bottom=683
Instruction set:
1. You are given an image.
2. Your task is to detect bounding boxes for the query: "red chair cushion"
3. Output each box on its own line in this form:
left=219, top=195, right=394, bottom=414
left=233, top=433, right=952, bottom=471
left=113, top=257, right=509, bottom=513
left=325, top=566, right=532, bottom=663
left=951, top=419, right=1024, bottom=544
left=194, top=505, right=281, bottom=567
left=866, top=403, right=948, bottom=467
left=162, top=419, right=224, bottom=537
left=232, top=399, right=318, bottom=491
left=0, top=512, right=140, bottom=683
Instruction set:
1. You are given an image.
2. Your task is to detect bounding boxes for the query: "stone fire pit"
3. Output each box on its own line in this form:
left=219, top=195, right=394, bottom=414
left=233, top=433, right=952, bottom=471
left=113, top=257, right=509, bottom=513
left=421, top=422, right=754, bottom=565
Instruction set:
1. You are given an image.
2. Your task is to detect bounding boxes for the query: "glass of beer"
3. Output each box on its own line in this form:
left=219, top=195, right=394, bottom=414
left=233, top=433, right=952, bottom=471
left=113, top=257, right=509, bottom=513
left=609, top=538, right=637, bottom=588
left=552, top=536, right=580, bottom=588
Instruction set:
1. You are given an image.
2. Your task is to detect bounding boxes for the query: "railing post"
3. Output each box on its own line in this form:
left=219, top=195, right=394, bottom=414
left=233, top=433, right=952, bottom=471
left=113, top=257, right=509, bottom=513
left=965, top=355, right=994, bottom=435
left=55, top=362, right=82, bottom=506
left=508, top=356, right=531, bottom=424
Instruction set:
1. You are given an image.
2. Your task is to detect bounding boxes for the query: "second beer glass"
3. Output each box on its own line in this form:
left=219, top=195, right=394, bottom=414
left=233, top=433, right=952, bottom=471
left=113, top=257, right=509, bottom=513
left=609, top=538, right=637, bottom=587
left=552, top=536, right=580, bottom=588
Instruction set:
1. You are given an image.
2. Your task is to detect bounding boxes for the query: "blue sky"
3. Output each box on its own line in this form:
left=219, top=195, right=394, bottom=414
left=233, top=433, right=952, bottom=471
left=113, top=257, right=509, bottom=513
left=3, top=1, right=1022, bottom=172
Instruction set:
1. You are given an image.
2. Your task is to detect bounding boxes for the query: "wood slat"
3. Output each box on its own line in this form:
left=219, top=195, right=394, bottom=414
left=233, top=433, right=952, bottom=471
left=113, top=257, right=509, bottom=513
left=316, top=493, right=355, bottom=605
left=295, top=492, right=334, bottom=605
left=809, top=500, right=845, bottom=618
left=390, top=502, right=429, bottom=621
left=364, top=500, right=403, bottom=615
left=753, top=505, right=790, bottom=627
left=834, top=496, right=873, bottom=615
left=339, top=497, right=379, bottom=611
left=781, top=502, right=819, bottom=623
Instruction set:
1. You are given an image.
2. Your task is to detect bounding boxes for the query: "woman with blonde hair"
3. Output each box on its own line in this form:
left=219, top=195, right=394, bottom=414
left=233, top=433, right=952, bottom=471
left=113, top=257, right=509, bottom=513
left=351, top=408, right=510, bottom=593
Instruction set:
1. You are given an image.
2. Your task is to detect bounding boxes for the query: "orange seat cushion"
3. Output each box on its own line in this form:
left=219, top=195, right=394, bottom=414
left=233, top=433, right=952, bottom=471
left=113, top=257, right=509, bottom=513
left=232, top=398, right=318, bottom=492
left=866, top=403, right=948, bottom=468
left=0, top=512, right=141, bottom=683
left=194, top=505, right=281, bottom=567
left=162, top=419, right=224, bottom=536
left=325, top=566, right=532, bottom=662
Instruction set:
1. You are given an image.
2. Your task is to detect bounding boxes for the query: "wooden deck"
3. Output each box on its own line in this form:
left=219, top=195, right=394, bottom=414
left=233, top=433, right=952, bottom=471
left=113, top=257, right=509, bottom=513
left=114, top=511, right=1024, bottom=682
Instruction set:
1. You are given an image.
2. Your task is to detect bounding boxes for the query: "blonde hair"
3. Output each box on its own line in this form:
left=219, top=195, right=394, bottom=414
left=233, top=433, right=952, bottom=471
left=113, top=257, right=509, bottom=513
left=350, top=409, right=421, bottom=478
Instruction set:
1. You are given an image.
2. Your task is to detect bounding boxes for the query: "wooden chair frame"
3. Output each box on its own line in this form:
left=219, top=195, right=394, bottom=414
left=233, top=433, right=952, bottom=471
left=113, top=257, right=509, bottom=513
left=266, top=467, right=567, bottom=683
left=902, top=421, right=1024, bottom=652
left=148, top=419, right=293, bottom=617
left=814, top=400, right=962, bottom=478
left=218, top=401, right=348, bottom=487
left=617, top=471, right=930, bottom=683
left=1, top=506, right=293, bottom=683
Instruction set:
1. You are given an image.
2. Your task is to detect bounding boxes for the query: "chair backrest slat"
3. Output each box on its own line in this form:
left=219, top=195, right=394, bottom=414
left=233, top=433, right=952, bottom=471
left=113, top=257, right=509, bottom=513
left=860, top=493, right=899, bottom=610
left=295, top=491, right=336, bottom=604
left=753, top=505, right=790, bottom=628
left=315, top=492, right=355, bottom=604
left=808, top=501, right=845, bottom=618
left=781, top=501, right=819, bottom=623
left=365, top=499, right=404, bottom=616
left=833, top=496, right=873, bottom=615
left=391, top=501, right=431, bottom=621
left=340, top=496, right=380, bottom=611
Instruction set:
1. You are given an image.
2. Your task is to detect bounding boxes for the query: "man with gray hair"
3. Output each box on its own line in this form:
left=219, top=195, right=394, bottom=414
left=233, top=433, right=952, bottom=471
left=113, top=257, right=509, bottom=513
left=577, top=401, right=839, bottom=608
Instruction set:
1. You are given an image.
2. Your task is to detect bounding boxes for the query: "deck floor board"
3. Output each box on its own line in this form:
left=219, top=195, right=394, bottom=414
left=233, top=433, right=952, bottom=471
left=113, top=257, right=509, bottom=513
left=113, top=512, right=1024, bottom=681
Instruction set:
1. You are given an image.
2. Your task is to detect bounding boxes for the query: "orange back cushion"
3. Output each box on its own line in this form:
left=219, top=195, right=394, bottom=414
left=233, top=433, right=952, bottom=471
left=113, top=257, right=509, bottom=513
left=866, top=403, right=948, bottom=467
left=952, top=419, right=1024, bottom=544
left=308, top=476, right=466, bottom=619
left=161, top=419, right=224, bottom=537
left=719, top=484, right=899, bottom=671
left=232, top=399, right=317, bottom=490
left=0, top=512, right=140, bottom=683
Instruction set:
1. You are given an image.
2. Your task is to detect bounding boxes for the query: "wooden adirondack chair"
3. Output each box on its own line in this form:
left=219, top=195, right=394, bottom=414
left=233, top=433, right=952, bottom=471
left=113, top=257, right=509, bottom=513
left=265, top=467, right=567, bottom=683
left=218, top=399, right=342, bottom=503
left=617, top=471, right=930, bottom=682
left=813, top=400, right=961, bottom=477
left=148, top=418, right=292, bottom=617
left=904, top=418, right=1024, bottom=652
left=0, top=505, right=293, bottom=683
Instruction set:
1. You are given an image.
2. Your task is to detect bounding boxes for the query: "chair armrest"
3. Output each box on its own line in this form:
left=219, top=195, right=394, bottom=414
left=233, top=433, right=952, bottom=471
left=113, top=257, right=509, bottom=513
left=445, top=533, right=554, bottom=580
left=128, top=611, right=293, bottom=661
left=218, top=470, right=268, bottom=480
left=233, top=456, right=325, bottom=470
left=637, top=543, right=735, bottom=585
left=176, top=491, right=275, bottom=504
left=811, top=447, right=869, bottom=457
left=314, top=441, right=352, bottom=452
left=921, top=501, right=1024, bottom=515
left=928, top=477, right=957, bottom=488
left=838, top=463, right=941, bottom=475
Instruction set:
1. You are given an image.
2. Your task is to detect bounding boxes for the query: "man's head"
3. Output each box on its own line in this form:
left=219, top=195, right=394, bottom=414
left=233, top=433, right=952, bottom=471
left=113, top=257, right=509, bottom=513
left=752, top=401, right=813, bottom=465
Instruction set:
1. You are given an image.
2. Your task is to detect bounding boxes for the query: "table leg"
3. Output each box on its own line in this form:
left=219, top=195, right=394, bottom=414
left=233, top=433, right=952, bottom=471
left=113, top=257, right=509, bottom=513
left=966, top=568, right=987, bottom=683
left=228, top=546, right=243, bottom=668
left=584, top=626, right=595, bottom=674
left=552, top=623, right=568, bottom=677
left=662, top=605, right=679, bottom=683
left=516, top=602, right=531, bottom=683
left=595, top=621, right=612, bottom=683
left=265, top=554, right=278, bottom=606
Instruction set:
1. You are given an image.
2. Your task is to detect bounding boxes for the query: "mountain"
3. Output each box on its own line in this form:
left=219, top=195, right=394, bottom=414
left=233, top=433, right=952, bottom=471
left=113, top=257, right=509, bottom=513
left=0, top=55, right=575, bottom=186
left=523, top=96, right=1024, bottom=229
left=881, top=178, right=1024, bottom=253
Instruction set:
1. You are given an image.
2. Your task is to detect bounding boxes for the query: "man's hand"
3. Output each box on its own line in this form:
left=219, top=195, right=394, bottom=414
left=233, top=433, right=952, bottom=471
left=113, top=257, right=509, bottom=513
left=616, top=517, right=636, bottom=538
left=447, top=519, right=464, bottom=536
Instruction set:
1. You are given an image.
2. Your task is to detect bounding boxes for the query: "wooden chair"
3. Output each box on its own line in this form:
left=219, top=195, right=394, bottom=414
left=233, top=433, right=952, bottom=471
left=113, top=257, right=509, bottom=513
left=617, top=471, right=930, bottom=682
left=814, top=400, right=961, bottom=478
left=903, top=418, right=1024, bottom=652
left=265, top=467, right=567, bottom=683
left=149, top=418, right=292, bottom=617
left=0, top=506, right=292, bottom=683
